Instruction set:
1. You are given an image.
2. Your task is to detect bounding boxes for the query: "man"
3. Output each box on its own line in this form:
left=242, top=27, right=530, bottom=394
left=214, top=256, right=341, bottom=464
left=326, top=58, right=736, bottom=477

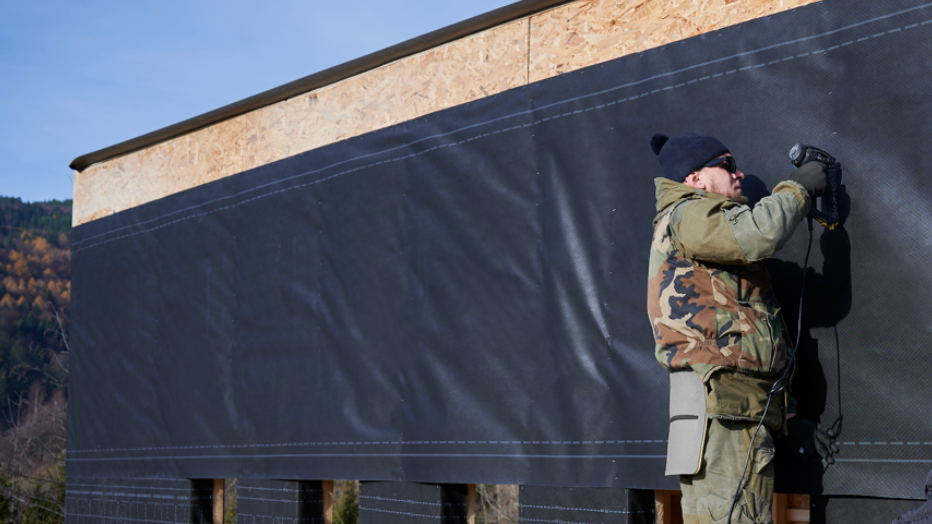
left=645, top=132, right=828, bottom=524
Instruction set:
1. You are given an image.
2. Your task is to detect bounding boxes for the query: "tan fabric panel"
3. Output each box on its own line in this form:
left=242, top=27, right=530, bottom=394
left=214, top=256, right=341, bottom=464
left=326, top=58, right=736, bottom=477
left=74, top=0, right=819, bottom=226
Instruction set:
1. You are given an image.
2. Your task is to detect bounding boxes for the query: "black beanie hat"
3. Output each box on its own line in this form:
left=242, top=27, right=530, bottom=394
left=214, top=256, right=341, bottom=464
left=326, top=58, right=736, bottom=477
left=650, top=132, right=729, bottom=181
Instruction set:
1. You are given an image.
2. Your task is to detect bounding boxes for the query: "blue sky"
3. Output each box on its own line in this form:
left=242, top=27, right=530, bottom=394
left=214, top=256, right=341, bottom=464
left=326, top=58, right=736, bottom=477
left=0, top=0, right=515, bottom=203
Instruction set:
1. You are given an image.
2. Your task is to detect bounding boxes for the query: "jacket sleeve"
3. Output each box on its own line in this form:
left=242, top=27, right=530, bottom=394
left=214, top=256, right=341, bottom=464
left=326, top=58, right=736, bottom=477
left=670, top=181, right=810, bottom=265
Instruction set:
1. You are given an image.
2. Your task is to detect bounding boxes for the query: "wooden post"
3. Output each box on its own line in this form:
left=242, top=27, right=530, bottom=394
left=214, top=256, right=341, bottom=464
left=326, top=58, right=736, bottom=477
left=774, top=493, right=788, bottom=524
left=654, top=490, right=666, bottom=524
left=787, top=508, right=811, bottom=523
left=653, top=490, right=682, bottom=524
left=322, top=480, right=334, bottom=524
left=467, top=484, right=476, bottom=524
left=654, top=490, right=676, bottom=524
left=787, top=494, right=810, bottom=523
left=774, top=493, right=811, bottom=523
left=212, top=479, right=225, bottom=524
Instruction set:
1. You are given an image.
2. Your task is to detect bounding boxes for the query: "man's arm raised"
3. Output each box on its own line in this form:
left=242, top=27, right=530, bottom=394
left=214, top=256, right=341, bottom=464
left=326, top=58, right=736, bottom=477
left=670, top=180, right=810, bottom=265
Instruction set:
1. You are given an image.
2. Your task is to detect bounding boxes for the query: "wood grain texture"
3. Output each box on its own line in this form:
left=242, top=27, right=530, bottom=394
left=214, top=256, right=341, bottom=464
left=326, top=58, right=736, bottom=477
left=212, top=479, right=224, bottom=524
left=787, top=507, right=810, bottom=522
left=74, top=0, right=820, bottom=226
left=653, top=489, right=672, bottom=524
left=788, top=493, right=811, bottom=523
left=323, top=480, right=334, bottom=524
left=528, top=0, right=820, bottom=83
left=774, top=493, right=788, bottom=524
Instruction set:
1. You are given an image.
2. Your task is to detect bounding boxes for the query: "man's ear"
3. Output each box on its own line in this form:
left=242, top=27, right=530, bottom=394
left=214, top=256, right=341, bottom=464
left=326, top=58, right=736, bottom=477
left=683, top=172, right=705, bottom=190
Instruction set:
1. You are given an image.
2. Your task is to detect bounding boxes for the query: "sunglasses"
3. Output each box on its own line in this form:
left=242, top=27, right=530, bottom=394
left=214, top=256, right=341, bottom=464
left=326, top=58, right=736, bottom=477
left=702, top=156, right=737, bottom=174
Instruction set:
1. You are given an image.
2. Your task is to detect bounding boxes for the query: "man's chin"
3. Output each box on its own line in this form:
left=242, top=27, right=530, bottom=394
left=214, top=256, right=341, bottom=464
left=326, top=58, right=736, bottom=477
left=731, top=194, right=750, bottom=205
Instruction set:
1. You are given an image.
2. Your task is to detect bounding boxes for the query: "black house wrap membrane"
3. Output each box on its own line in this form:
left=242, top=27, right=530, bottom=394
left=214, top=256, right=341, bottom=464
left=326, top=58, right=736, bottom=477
left=518, top=485, right=655, bottom=524
left=358, top=482, right=468, bottom=524
left=64, top=478, right=214, bottom=524
left=235, top=479, right=324, bottom=524
left=68, top=0, right=932, bottom=499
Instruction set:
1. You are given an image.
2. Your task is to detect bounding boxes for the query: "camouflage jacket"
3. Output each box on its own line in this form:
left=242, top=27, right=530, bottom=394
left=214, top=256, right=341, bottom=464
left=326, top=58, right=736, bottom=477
left=647, top=177, right=809, bottom=383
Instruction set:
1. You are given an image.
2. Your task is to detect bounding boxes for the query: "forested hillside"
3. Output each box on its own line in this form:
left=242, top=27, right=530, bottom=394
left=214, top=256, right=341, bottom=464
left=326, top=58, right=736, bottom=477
left=0, top=196, right=72, bottom=428
left=0, top=196, right=71, bottom=523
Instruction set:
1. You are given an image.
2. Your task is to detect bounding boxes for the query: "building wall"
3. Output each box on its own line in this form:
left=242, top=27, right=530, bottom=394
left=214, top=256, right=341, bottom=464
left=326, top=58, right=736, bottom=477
left=73, top=0, right=819, bottom=226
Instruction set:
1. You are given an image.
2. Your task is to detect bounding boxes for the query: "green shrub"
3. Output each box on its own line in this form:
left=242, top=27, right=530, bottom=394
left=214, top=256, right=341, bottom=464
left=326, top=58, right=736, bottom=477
left=333, top=481, right=358, bottom=524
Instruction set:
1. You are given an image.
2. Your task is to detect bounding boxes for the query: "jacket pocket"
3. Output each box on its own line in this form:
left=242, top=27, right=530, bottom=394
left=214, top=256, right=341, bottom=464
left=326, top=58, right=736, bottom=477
left=736, top=303, right=784, bottom=374
left=754, top=430, right=776, bottom=476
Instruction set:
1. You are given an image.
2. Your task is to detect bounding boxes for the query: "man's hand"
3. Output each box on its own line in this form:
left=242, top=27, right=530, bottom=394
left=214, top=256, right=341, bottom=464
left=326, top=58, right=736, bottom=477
left=787, top=417, right=840, bottom=466
left=790, top=161, right=829, bottom=198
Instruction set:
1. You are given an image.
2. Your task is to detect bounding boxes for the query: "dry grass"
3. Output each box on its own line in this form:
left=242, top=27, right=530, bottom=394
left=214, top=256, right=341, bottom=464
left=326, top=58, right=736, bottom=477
left=476, top=484, right=519, bottom=524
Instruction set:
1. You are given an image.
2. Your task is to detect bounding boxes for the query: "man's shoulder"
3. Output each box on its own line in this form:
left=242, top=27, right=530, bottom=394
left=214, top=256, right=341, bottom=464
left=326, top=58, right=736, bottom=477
left=653, top=178, right=697, bottom=214
left=653, top=177, right=741, bottom=222
left=664, top=196, right=751, bottom=265
left=670, top=193, right=743, bottom=225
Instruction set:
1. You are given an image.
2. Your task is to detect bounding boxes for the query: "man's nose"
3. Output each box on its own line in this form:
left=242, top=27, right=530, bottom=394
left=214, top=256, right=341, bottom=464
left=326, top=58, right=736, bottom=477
left=733, top=170, right=745, bottom=180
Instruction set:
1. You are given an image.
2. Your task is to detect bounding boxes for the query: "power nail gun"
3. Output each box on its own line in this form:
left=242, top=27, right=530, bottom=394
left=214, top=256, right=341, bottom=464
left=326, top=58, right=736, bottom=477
left=788, top=144, right=843, bottom=229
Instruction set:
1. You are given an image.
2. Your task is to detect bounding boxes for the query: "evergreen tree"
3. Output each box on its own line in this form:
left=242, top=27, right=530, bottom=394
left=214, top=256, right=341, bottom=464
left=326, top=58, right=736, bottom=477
left=334, top=481, right=359, bottom=524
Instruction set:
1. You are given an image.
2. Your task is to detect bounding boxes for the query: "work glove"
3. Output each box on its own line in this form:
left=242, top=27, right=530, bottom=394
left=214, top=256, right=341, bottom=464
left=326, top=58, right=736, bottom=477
left=786, top=417, right=840, bottom=466
left=790, top=161, right=829, bottom=198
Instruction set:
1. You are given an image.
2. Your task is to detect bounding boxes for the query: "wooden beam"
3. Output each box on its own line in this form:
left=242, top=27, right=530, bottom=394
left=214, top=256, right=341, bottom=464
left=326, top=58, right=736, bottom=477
left=788, top=494, right=810, bottom=523
left=787, top=508, right=810, bottom=522
left=654, top=490, right=679, bottom=524
left=773, top=493, right=788, bottom=524
left=212, top=479, right=225, bottom=524
left=467, top=484, right=476, bottom=524
left=322, top=480, right=334, bottom=524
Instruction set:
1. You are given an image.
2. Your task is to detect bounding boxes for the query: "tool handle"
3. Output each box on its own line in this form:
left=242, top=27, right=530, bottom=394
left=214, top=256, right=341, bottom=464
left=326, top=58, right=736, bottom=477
left=788, top=144, right=842, bottom=229
left=789, top=143, right=836, bottom=168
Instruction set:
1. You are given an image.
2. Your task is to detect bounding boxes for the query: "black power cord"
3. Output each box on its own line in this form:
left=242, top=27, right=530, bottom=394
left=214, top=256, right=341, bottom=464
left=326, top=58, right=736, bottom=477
left=725, top=216, right=814, bottom=524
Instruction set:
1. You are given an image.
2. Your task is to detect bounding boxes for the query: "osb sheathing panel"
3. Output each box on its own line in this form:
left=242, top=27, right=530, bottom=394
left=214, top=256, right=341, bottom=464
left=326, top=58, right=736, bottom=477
left=74, top=0, right=819, bottom=226
left=527, top=0, right=819, bottom=82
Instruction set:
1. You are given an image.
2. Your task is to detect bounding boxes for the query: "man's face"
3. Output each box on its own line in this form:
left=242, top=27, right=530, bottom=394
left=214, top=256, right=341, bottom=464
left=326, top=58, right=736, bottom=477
left=685, top=153, right=747, bottom=204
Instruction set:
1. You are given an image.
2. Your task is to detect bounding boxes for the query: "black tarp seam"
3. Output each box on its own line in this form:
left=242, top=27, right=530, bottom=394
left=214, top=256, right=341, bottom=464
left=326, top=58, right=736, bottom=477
left=65, top=515, right=189, bottom=524
left=520, top=503, right=641, bottom=514
left=71, top=439, right=668, bottom=454
left=843, top=442, right=932, bottom=445
left=237, top=496, right=313, bottom=503
left=72, top=4, right=932, bottom=254
left=68, top=453, right=668, bottom=463
left=66, top=495, right=212, bottom=502
left=359, top=507, right=451, bottom=519
left=237, top=515, right=321, bottom=523
left=359, top=495, right=466, bottom=507
left=521, top=517, right=650, bottom=524
left=239, top=486, right=323, bottom=492
left=66, top=483, right=212, bottom=491
left=834, top=459, right=932, bottom=463
left=66, top=491, right=206, bottom=500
